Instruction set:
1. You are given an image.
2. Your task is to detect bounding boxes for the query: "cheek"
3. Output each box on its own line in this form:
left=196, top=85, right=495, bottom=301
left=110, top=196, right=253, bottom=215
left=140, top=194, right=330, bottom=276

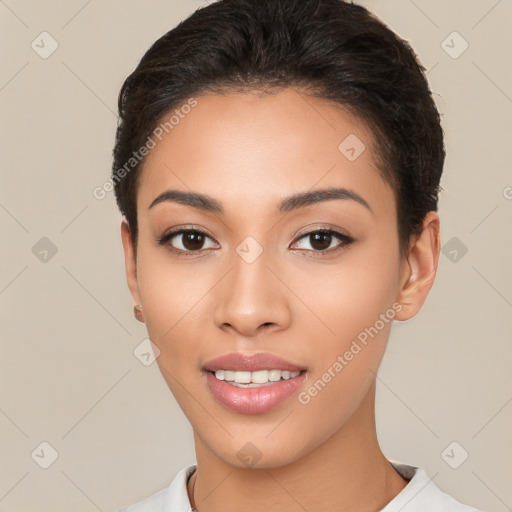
left=135, top=244, right=214, bottom=341
left=294, top=233, right=401, bottom=345
left=294, top=260, right=398, bottom=436
left=291, top=229, right=400, bottom=412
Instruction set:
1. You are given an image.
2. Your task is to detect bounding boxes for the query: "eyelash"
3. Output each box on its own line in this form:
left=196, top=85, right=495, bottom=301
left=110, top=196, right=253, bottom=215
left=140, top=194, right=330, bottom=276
left=157, top=225, right=355, bottom=258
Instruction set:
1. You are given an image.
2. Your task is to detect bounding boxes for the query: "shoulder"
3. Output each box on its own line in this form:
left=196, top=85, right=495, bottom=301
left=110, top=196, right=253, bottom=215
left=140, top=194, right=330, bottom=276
left=118, top=464, right=197, bottom=512
left=382, top=463, right=483, bottom=512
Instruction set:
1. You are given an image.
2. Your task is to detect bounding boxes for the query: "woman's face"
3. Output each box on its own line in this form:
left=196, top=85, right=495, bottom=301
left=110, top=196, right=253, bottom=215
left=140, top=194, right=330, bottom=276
left=123, top=88, right=411, bottom=468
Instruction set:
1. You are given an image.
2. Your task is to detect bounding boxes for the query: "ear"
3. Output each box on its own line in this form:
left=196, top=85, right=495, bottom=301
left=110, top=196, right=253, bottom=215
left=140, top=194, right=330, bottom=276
left=394, top=211, right=441, bottom=321
left=120, top=218, right=141, bottom=306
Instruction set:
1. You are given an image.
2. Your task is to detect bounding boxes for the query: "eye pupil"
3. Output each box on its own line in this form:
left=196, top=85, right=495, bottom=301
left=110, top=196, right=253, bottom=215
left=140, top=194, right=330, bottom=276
left=310, top=232, right=331, bottom=251
left=183, top=231, right=204, bottom=250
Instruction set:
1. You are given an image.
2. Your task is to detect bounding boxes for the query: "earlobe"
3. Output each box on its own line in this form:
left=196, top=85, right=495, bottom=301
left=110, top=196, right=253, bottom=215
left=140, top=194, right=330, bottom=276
left=120, top=218, right=142, bottom=307
left=394, top=211, right=441, bottom=321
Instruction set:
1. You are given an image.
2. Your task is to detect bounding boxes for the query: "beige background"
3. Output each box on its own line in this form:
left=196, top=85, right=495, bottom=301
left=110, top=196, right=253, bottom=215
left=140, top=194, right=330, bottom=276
left=0, top=0, right=511, bottom=511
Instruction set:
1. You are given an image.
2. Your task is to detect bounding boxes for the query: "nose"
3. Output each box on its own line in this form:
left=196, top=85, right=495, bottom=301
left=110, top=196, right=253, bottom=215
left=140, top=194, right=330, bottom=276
left=213, top=249, right=292, bottom=338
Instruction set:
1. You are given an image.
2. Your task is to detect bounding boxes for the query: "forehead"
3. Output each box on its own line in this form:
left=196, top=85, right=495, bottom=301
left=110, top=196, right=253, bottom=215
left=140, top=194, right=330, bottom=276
left=137, top=88, right=395, bottom=218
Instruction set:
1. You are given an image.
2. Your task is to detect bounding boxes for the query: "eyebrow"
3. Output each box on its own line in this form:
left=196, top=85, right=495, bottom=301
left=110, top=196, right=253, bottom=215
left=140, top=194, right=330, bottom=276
left=148, top=187, right=373, bottom=215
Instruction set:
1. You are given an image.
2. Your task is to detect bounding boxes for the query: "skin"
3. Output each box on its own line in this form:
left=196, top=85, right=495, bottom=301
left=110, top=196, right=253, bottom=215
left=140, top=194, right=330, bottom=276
left=120, top=87, right=441, bottom=512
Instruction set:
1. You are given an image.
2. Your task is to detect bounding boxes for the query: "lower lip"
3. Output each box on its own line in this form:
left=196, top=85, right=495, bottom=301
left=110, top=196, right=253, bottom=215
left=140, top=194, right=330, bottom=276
left=206, top=371, right=308, bottom=414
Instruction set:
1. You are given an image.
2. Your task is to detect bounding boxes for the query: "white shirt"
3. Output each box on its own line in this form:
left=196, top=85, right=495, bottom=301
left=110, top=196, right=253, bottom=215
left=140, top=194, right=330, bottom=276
left=118, top=462, right=482, bottom=512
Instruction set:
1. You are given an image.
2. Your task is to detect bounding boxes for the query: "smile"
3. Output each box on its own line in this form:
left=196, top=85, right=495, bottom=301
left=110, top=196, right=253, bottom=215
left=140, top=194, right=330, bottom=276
left=213, top=369, right=303, bottom=388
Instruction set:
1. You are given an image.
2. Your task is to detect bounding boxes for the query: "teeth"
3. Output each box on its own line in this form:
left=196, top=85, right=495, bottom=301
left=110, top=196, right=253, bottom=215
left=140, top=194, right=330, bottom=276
left=268, top=369, right=282, bottom=382
left=234, top=371, right=251, bottom=384
left=251, top=370, right=269, bottom=383
left=214, top=369, right=301, bottom=385
left=223, top=370, right=235, bottom=381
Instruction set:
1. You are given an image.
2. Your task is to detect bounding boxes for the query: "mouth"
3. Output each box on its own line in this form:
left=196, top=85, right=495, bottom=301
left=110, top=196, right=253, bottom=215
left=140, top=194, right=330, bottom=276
left=202, top=352, right=309, bottom=414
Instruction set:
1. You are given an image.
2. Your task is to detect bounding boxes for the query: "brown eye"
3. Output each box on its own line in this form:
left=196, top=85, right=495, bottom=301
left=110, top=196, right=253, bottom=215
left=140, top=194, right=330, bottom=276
left=180, top=231, right=207, bottom=251
left=292, top=229, right=354, bottom=254
left=158, top=228, right=218, bottom=255
left=309, top=232, right=333, bottom=251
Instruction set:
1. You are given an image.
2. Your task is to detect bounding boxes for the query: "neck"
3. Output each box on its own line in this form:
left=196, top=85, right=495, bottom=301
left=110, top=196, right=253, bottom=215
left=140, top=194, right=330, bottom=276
left=188, top=383, right=407, bottom=512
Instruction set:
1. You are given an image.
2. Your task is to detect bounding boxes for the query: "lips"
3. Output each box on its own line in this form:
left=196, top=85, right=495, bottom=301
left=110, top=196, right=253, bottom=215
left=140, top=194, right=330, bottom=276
left=203, top=351, right=306, bottom=373
left=203, top=352, right=308, bottom=414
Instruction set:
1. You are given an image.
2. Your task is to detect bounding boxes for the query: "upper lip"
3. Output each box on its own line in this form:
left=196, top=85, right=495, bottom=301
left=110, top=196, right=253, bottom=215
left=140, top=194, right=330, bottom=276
left=203, top=352, right=307, bottom=372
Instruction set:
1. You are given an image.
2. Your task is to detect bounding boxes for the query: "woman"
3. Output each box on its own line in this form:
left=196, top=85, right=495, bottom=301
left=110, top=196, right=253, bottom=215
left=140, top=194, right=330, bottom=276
left=112, top=0, right=482, bottom=510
